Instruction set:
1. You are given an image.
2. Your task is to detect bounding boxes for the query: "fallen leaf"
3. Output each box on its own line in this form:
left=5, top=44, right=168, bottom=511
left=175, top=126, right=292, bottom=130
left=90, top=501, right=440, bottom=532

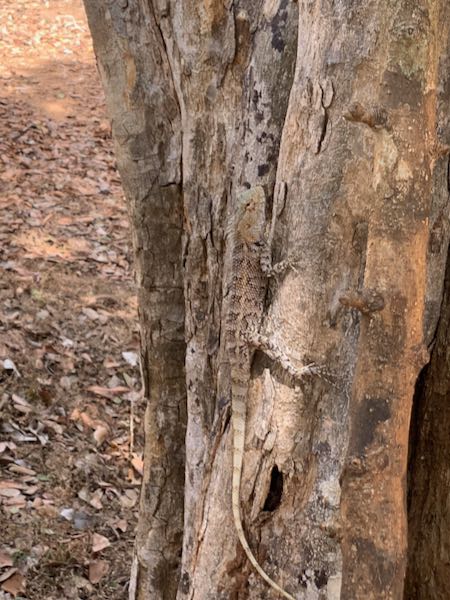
left=103, top=357, right=120, bottom=369
left=122, top=351, right=138, bottom=367
left=77, top=487, right=90, bottom=504
left=89, top=488, right=104, bottom=510
left=0, top=168, right=19, bottom=182
left=0, top=441, right=16, bottom=454
left=32, top=498, right=43, bottom=509
left=70, top=408, right=81, bottom=421
left=8, top=464, right=35, bottom=476
left=0, top=481, right=27, bottom=490
left=34, top=503, right=58, bottom=517
left=79, top=412, right=95, bottom=429
left=119, top=488, right=138, bottom=509
left=0, top=568, right=17, bottom=583
left=0, top=550, right=13, bottom=568
left=22, top=485, right=39, bottom=496
left=11, top=394, right=30, bottom=408
left=107, top=375, right=122, bottom=388
left=88, top=559, right=109, bottom=584
left=127, top=467, right=141, bottom=485
left=42, top=419, right=64, bottom=435
left=93, top=424, right=109, bottom=446
left=2, top=359, right=21, bottom=377
left=59, top=376, right=73, bottom=390
left=3, top=495, right=26, bottom=507
left=130, top=453, right=143, bottom=477
left=59, top=507, right=74, bottom=521
left=0, top=488, right=22, bottom=498
left=77, top=180, right=97, bottom=196
left=113, top=518, right=128, bottom=533
left=1, top=571, right=25, bottom=597
left=71, top=575, right=93, bottom=593
left=82, top=307, right=100, bottom=321
left=87, top=385, right=129, bottom=399
left=92, top=533, right=110, bottom=553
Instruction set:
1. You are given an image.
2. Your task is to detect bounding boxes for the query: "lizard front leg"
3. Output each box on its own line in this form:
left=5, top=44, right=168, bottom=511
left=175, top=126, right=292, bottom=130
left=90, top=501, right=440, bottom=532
left=259, top=244, right=294, bottom=278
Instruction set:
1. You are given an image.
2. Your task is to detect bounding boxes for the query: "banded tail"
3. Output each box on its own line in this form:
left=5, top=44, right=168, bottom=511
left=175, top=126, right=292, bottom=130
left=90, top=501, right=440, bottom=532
left=232, top=391, right=295, bottom=600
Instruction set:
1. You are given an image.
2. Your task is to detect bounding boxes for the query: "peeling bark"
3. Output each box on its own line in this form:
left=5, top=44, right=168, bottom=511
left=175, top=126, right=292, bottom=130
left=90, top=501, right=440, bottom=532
left=84, top=1, right=450, bottom=599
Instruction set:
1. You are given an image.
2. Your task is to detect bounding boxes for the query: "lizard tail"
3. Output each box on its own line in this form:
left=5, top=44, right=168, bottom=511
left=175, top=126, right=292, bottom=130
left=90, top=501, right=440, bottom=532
left=232, top=393, right=295, bottom=600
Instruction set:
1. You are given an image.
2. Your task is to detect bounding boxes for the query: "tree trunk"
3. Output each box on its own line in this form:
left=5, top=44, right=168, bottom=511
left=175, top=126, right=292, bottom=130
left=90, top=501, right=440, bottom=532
left=83, top=1, right=450, bottom=599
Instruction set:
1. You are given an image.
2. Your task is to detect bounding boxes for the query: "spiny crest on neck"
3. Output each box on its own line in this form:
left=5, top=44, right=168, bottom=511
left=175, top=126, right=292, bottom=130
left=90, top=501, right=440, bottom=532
left=235, top=186, right=266, bottom=245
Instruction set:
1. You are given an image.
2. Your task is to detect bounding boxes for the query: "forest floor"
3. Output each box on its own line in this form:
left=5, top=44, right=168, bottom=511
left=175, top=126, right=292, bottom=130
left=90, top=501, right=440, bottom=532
left=0, top=2, right=145, bottom=598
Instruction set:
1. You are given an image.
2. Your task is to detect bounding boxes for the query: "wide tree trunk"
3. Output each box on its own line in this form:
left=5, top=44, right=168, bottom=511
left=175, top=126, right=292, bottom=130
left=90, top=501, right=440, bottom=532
left=83, top=1, right=450, bottom=599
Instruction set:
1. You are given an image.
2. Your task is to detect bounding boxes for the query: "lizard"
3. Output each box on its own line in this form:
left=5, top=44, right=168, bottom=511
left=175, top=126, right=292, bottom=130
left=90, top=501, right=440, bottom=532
left=225, top=185, right=317, bottom=600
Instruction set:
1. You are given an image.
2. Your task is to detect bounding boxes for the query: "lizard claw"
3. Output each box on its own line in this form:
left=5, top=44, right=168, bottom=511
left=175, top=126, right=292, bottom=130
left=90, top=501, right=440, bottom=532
left=311, top=364, right=336, bottom=384
left=299, top=363, right=335, bottom=383
left=272, top=257, right=299, bottom=276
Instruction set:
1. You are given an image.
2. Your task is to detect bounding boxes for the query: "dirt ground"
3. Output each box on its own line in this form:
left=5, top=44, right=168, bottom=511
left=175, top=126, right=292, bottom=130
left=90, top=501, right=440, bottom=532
left=0, top=2, right=144, bottom=598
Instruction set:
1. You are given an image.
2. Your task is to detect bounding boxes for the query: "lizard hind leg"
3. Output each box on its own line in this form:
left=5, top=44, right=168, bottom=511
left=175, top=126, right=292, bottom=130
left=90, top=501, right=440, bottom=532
left=244, top=329, right=318, bottom=382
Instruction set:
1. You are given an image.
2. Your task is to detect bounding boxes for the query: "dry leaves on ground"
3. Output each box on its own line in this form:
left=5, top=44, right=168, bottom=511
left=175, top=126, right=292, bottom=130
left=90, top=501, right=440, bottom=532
left=0, top=1, right=144, bottom=598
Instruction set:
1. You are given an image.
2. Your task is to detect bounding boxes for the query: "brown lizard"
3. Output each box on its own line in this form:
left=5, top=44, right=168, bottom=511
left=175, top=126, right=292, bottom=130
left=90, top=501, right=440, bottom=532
left=226, top=185, right=316, bottom=599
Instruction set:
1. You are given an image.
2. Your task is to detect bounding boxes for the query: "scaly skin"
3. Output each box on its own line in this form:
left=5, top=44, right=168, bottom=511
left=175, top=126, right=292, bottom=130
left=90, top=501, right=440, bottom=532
left=226, top=186, right=295, bottom=600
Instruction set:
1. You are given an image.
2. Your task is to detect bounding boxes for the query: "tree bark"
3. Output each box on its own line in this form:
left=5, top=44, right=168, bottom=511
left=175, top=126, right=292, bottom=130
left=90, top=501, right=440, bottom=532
left=82, top=4, right=185, bottom=598
left=84, top=1, right=450, bottom=599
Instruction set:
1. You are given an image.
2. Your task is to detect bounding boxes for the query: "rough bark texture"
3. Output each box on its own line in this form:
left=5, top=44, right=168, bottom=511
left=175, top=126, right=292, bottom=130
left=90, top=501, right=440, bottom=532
left=83, top=1, right=450, bottom=599
left=332, top=5, right=450, bottom=599
left=82, top=3, right=186, bottom=599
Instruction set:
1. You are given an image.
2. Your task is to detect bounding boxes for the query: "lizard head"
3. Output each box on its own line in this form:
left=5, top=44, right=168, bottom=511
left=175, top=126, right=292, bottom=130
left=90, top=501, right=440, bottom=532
left=236, top=186, right=266, bottom=245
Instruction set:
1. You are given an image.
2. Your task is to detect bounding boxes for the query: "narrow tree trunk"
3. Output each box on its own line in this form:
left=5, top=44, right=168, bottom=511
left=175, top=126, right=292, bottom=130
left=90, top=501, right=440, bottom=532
left=82, top=4, right=185, bottom=598
left=84, top=1, right=450, bottom=599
